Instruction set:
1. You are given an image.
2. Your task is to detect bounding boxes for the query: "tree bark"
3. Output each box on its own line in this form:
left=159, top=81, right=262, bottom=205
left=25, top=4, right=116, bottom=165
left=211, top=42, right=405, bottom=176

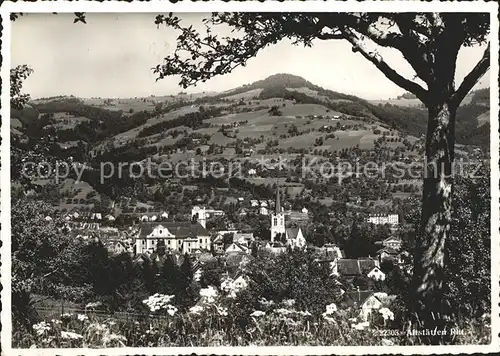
left=412, top=97, right=457, bottom=343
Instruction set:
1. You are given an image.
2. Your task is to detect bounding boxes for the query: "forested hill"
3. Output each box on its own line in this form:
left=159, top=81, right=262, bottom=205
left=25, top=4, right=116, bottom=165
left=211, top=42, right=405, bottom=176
left=12, top=73, right=490, bottom=149
left=219, top=73, right=489, bottom=147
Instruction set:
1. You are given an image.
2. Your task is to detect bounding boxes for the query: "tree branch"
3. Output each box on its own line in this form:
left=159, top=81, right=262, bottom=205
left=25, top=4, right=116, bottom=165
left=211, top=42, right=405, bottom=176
left=341, top=28, right=429, bottom=104
left=317, top=13, right=405, bottom=49
left=451, top=43, right=490, bottom=107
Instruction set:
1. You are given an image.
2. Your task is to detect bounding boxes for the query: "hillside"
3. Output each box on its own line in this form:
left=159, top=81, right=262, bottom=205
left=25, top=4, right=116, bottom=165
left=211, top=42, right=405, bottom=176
left=10, top=72, right=490, bottom=227
left=12, top=74, right=490, bottom=149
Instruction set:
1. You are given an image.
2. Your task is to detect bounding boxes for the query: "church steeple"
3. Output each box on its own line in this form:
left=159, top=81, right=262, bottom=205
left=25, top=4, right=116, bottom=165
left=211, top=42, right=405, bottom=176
left=271, top=178, right=286, bottom=242
left=275, top=179, right=281, bottom=214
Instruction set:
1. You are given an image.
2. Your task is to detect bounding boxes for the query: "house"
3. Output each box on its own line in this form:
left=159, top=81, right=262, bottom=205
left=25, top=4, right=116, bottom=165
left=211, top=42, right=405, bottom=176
left=225, top=242, right=249, bottom=255
left=193, top=268, right=203, bottom=282
left=233, top=274, right=249, bottom=290
left=345, top=291, right=396, bottom=320
left=301, top=207, right=309, bottom=214
left=322, top=244, right=344, bottom=259
left=135, top=221, right=210, bottom=255
left=373, top=291, right=397, bottom=305
left=233, top=232, right=254, bottom=247
left=160, top=211, right=169, bottom=220
left=248, top=168, right=257, bottom=176
left=260, top=201, right=268, bottom=208
left=250, top=200, right=259, bottom=207
left=382, top=236, right=402, bottom=250
left=212, top=234, right=226, bottom=254
left=191, top=248, right=203, bottom=259
left=259, top=207, right=269, bottom=215
left=367, top=266, right=386, bottom=281
left=336, top=259, right=380, bottom=278
left=314, top=244, right=344, bottom=273
left=105, top=214, right=116, bottom=221
left=264, top=241, right=287, bottom=254
left=377, top=247, right=402, bottom=263
left=133, top=253, right=151, bottom=265
left=346, top=291, right=384, bottom=320
left=287, top=210, right=310, bottom=222
left=285, top=227, right=307, bottom=248
left=105, top=240, right=128, bottom=255
left=45, top=216, right=53, bottom=221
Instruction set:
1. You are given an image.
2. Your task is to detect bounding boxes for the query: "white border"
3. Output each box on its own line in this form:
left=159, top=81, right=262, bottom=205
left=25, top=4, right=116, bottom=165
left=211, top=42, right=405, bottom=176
left=1, top=1, right=499, bottom=355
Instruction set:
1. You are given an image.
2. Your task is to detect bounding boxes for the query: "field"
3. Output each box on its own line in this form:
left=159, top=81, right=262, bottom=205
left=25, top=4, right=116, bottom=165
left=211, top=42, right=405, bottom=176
left=476, top=110, right=490, bottom=127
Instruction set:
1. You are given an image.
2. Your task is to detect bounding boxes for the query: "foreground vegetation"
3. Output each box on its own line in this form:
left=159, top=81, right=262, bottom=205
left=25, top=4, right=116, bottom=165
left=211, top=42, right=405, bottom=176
left=14, top=292, right=491, bottom=348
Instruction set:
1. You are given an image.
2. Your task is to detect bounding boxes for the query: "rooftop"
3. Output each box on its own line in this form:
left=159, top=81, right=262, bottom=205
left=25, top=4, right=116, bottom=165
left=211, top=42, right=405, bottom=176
left=138, top=221, right=209, bottom=238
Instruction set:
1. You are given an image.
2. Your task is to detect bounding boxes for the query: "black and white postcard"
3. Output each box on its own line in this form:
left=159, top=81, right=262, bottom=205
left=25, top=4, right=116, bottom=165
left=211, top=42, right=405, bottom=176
left=1, top=1, right=498, bottom=354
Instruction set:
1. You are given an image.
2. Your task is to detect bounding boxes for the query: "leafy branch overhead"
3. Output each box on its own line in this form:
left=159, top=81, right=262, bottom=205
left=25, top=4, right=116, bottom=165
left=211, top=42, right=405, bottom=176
left=10, top=12, right=87, bottom=23
left=153, top=12, right=489, bottom=107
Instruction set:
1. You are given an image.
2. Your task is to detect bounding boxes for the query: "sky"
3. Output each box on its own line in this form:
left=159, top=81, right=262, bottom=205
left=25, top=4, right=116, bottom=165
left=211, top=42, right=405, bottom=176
left=11, top=13, right=490, bottom=100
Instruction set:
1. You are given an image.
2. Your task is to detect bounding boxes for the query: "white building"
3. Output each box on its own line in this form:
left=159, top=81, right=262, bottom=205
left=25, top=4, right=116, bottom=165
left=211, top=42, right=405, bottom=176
left=382, top=236, right=402, bottom=250
left=270, top=184, right=286, bottom=241
left=367, top=266, right=386, bottom=281
left=135, top=222, right=210, bottom=255
left=225, top=242, right=249, bottom=255
left=285, top=227, right=307, bottom=249
left=367, top=214, right=399, bottom=226
left=270, top=182, right=306, bottom=249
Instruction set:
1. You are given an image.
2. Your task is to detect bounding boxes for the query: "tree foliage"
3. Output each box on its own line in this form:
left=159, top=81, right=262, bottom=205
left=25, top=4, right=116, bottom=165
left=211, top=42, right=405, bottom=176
left=244, top=248, right=342, bottom=315
left=393, top=165, right=491, bottom=319
left=11, top=65, right=34, bottom=110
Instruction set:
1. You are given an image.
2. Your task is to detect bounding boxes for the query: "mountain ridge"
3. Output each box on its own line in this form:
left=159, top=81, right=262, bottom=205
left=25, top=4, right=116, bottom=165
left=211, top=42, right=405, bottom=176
left=13, top=73, right=490, bottom=148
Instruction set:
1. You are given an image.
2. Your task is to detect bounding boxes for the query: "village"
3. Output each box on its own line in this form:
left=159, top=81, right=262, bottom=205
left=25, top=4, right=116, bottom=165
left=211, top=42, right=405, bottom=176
left=45, top=181, right=405, bottom=322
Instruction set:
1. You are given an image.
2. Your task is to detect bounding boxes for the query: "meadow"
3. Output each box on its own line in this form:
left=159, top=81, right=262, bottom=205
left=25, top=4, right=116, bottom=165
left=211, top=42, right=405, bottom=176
left=16, top=289, right=491, bottom=348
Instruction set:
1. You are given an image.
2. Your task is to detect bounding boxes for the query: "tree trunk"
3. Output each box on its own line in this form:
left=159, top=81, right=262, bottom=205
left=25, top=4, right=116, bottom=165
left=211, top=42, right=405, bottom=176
left=412, top=98, right=456, bottom=343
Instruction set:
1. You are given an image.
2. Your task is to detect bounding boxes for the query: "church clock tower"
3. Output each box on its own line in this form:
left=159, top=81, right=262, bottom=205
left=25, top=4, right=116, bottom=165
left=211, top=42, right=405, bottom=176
left=270, top=180, right=286, bottom=242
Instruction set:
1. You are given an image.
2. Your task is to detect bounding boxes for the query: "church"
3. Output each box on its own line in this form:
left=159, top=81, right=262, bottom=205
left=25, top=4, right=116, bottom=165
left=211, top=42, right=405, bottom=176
left=270, top=181, right=307, bottom=249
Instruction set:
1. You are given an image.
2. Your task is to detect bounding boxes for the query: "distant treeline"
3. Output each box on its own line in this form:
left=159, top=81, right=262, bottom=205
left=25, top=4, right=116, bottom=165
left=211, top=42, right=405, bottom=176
left=137, top=106, right=223, bottom=138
